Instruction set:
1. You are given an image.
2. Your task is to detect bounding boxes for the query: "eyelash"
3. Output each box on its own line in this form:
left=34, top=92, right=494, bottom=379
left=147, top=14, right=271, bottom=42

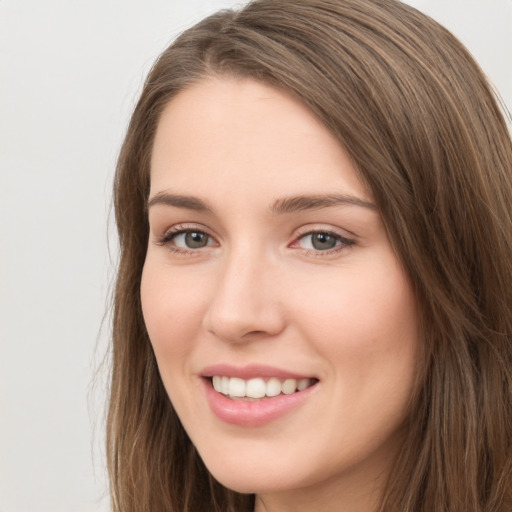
left=155, top=225, right=214, bottom=256
left=292, top=228, right=355, bottom=256
left=155, top=225, right=355, bottom=257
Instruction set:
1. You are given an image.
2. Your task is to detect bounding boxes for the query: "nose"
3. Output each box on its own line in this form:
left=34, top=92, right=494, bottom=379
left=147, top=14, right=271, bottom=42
left=202, top=246, right=286, bottom=343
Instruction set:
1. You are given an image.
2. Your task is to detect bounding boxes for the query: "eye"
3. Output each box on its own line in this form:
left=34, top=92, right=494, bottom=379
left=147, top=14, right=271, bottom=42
left=172, top=230, right=211, bottom=249
left=156, top=226, right=217, bottom=253
left=299, top=232, right=340, bottom=251
left=292, top=230, right=355, bottom=254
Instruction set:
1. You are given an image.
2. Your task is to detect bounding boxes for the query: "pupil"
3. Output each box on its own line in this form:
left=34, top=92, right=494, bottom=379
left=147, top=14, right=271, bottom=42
left=312, top=233, right=336, bottom=250
left=185, top=232, right=207, bottom=248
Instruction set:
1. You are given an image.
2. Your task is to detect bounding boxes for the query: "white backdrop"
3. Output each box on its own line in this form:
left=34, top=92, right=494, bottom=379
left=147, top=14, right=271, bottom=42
left=1, top=1, right=511, bottom=511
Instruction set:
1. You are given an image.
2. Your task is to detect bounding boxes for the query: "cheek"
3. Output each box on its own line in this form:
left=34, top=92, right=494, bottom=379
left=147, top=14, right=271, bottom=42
left=289, top=259, right=418, bottom=384
left=140, top=262, right=208, bottom=360
left=295, top=264, right=418, bottom=452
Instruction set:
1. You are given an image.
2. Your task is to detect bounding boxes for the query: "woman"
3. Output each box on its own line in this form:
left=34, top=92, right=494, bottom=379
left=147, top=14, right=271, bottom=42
left=107, top=0, right=512, bottom=510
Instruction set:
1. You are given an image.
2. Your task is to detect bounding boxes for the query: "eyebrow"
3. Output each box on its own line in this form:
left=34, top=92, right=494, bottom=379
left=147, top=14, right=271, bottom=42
left=147, top=192, right=213, bottom=212
left=270, top=193, right=376, bottom=214
left=146, top=192, right=376, bottom=213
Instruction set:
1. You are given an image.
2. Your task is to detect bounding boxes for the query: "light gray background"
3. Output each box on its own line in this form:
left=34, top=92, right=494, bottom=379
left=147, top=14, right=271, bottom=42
left=1, top=1, right=511, bottom=511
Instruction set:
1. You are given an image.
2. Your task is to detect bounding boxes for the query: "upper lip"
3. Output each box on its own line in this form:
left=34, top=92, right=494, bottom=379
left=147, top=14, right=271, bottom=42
left=200, top=363, right=316, bottom=380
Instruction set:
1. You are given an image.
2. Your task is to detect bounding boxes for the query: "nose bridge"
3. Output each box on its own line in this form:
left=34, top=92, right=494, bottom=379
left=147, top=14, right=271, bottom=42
left=203, top=240, right=284, bottom=342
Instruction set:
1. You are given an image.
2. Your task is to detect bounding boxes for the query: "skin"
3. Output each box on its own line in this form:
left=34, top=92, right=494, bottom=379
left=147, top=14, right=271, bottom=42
left=141, top=77, right=419, bottom=512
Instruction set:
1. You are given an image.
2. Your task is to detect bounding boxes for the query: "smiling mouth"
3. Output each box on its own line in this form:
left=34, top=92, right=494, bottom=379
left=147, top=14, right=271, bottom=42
left=209, top=376, right=318, bottom=401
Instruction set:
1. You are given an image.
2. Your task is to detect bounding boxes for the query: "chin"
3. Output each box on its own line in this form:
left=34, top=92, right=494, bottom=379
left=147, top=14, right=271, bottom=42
left=200, top=452, right=304, bottom=495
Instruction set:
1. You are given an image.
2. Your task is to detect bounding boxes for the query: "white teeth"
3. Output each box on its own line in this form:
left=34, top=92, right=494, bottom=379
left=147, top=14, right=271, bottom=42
left=282, top=378, right=297, bottom=395
left=211, top=376, right=314, bottom=398
left=221, top=376, right=230, bottom=395
left=266, top=377, right=282, bottom=397
left=246, top=378, right=266, bottom=398
left=229, top=377, right=246, bottom=397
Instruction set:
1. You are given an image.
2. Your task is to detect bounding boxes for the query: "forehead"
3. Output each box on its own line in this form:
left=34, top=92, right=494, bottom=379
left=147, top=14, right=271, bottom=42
left=150, top=77, right=370, bottom=204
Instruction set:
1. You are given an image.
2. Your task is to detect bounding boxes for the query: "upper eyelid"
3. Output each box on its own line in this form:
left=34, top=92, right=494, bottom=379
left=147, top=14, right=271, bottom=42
left=293, top=223, right=357, bottom=240
left=161, top=223, right=214, bottom=237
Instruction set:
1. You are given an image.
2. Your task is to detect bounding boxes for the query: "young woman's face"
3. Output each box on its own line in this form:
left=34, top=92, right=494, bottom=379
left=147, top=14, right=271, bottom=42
left=141, top=77, right=419, bottom=510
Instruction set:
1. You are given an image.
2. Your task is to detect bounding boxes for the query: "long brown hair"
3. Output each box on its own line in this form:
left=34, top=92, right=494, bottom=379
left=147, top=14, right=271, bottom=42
left=107, top=1, right=512, bottom=510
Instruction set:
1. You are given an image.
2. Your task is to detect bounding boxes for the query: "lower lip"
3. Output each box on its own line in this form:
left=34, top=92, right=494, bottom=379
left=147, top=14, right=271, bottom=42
left=202, top=378, right=318, bottom=427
